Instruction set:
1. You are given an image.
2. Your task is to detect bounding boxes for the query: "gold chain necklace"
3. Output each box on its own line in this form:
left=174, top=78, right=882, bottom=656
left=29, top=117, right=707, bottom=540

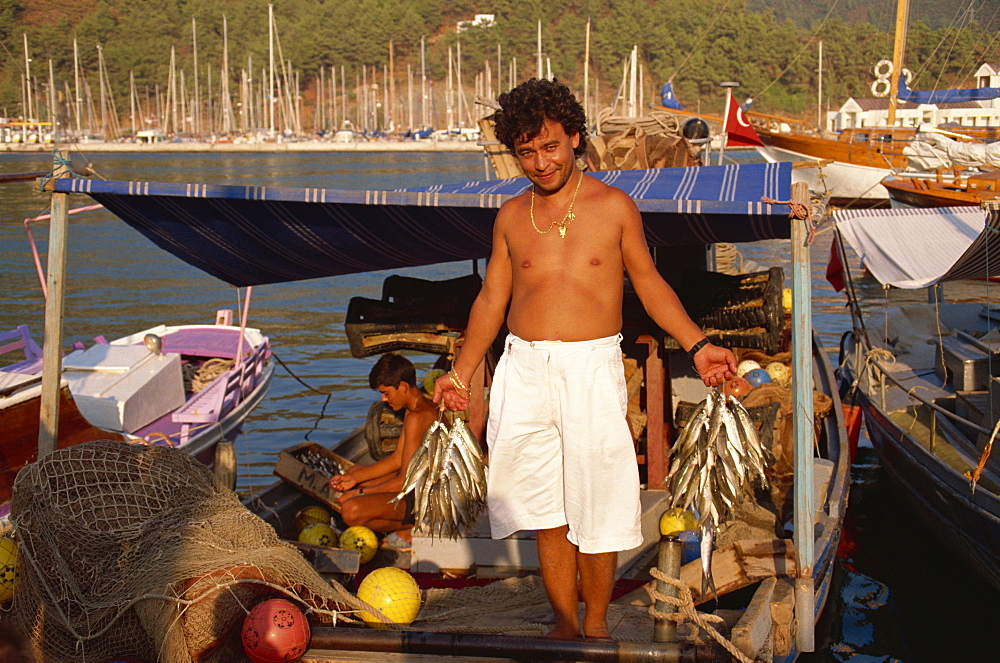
left=529, top=170, right=583, bottom=239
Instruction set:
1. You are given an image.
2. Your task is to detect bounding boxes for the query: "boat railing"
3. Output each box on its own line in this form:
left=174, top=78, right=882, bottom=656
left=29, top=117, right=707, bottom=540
left=0, top=325, right=43, bottom=374
left=857, top=343, right=993, bottom=439
left=172, top=339, right=270, bottom=444
left=746, top=110, right=818, bottom=135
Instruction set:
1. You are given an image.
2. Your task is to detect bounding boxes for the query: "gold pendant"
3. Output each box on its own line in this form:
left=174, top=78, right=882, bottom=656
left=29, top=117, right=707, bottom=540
left=558, top=224, right=567, bottom=239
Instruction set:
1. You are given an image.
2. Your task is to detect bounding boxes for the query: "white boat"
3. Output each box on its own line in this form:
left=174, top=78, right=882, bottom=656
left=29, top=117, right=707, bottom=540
left=332, top=120, right=365, bottom=143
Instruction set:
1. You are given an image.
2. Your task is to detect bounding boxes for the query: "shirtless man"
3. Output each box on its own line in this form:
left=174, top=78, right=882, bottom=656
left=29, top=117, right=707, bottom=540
left=435, top=78, right=736, bottom=640
left=331, top=353, right=436, bottom=547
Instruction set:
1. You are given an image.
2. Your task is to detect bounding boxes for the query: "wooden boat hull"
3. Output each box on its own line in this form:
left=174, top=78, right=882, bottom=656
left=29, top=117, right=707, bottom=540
left=755, top=127, right=912, bottom=171
left=838, top=330, right=1000, bottom=591
left=0, top=384, right=125, bottom=509
left=883, top=177, right=1000, bottom=208
left=856, top=391, right=1000, bottom=589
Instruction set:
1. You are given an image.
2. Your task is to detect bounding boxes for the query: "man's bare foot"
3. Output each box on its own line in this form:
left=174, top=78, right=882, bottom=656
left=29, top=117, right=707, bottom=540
left=544, top=625, right=581, bottom=640
left=582, top=625, right=612, bottom=640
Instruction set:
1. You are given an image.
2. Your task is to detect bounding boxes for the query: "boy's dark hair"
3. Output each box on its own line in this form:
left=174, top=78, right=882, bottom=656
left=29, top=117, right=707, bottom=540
left=494, top=78, right=588, bottom=158
left=369, top=352, right=417, bottom=390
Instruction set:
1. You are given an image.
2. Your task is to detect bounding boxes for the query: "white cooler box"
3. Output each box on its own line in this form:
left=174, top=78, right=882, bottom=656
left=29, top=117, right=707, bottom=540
left=62, top=345, right=185, bottom=433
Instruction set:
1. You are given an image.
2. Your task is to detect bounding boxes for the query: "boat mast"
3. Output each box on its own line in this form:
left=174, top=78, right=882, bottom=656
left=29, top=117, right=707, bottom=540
left=447, top=47, right=454, bottom=131
left=629, top=46, right=638, bottom=117
left=536, top=21, right=542, bottom=79
left=817, top=40, right=823, bottom=132
left=268, top=3, right=275, bottom=136
left=168, top=45, right=177, bottom=134
left=129, top=70, right=137, bottom=135
left=73, top=38, right=82, bottom=136
left=888, top=0, right=909, bottom=126
left=97, top=44, right=108, bottom=139
left=192, top=16, right=200, bottom=136
left=222, top=15, right=234, bottom=134
left=23, top=33, right=32, bottom=142
left=389, top=41, right=395, bottom=132
left=48, top=59, right=57, bottom=141
left=584, top=18, right=591, bottom=124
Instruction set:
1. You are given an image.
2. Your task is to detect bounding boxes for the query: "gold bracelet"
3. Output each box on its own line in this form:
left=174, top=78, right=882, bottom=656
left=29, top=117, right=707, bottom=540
left=448, top=370, right=472, bottom=396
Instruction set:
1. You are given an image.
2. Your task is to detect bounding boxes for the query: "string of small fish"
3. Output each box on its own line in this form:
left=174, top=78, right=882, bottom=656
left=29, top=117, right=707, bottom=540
left=393, top=414, right=488, bottom=539
left=665, top=389, right=771, bottom=600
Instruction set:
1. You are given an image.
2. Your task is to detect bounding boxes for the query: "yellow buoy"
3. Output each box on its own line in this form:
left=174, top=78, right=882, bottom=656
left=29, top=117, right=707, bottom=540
left=782, top=288, right=793, bottom=315
left=357, top=567, right=422, bottom=626
left=339, top=526, right=379, bottom=564
left=423, top=369, right=446, bottom=396
left=292, top=505, right=330, bottom=537
left=765, top=361, right=791, bottom=385
left=659, top=508, right=698, bottom=536
left=298, top=522, right=338, bottom=547
left=0, top=537, right=18, bottom=603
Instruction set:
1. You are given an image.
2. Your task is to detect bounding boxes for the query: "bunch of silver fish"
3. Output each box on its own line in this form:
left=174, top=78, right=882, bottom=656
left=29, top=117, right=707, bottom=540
left=394, top=416, right=487, bottom=539
left=666, top=389, right=771, bottom=600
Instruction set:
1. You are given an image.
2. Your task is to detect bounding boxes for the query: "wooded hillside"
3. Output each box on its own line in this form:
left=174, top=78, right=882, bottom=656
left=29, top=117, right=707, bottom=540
left=0, top=0, right=994, bottom=132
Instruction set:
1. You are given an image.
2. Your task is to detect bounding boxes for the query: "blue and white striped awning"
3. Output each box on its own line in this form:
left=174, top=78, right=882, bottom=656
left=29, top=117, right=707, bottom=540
left=52, top=162, right=794, bottom=287
left=835, top=203, right=1000, bottom=288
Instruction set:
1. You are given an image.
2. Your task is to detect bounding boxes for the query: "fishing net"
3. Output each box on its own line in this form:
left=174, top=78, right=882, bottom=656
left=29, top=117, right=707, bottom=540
left=6, top=439, right=373, bottom=662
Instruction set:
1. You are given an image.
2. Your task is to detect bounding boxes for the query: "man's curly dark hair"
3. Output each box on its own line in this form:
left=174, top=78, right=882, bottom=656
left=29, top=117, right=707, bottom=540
left=494, top=78, right=588, bottom=158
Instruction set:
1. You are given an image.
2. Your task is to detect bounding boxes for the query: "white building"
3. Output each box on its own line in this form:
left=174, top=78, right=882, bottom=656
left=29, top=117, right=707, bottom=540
left=457, top=14, right=495, bottom=32
left=828, top=63, right=999, bottom=131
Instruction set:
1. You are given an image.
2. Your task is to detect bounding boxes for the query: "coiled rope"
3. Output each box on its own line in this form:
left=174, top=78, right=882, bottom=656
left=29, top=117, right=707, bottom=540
left=595, top=108, right=682, bottom=136
left=760, top=196, right=813, bottom=221
left=182, top=358, right=234, bottom=393
left=645, top=568, right=754, bottom=663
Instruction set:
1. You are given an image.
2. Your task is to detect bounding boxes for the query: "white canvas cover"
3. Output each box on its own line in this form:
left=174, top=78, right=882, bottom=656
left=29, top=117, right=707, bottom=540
left=905, top=131, right=1000, bottom=171
left=834, top=206, right=993, bottom=288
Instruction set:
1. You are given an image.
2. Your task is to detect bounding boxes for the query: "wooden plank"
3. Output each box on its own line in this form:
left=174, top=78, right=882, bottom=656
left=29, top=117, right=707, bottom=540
left=679, top=544, right=745, bottom=604
left=769, top=578, right=796, bottom=657
left=678, top=538, right=798, bottom=604
left=735, top=538, right=798, bottom=578
left=731, top=576, right=777, bottom=659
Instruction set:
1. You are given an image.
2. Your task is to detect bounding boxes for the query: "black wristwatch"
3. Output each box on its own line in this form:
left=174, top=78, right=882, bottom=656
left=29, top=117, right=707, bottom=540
left=687, top=338, right=710, bottom=360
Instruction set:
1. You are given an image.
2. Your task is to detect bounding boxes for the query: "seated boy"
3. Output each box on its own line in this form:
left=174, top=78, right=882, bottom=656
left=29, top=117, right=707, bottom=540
left=329, top=352, right=437, bottom=549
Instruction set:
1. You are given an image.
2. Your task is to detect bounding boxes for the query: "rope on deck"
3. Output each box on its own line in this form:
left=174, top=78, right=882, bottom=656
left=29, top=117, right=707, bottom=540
left=183, top=357, right=234, bottom=393
left=646, top=568, right=754, bottom=663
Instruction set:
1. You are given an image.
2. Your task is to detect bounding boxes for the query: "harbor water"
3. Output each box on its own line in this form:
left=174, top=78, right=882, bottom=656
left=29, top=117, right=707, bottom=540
left=0, top=151, right=992, bottom=660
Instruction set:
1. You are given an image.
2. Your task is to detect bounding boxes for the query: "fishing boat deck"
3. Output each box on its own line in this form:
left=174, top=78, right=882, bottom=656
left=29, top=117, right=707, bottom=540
left=409, top=490, right=671, bottom=577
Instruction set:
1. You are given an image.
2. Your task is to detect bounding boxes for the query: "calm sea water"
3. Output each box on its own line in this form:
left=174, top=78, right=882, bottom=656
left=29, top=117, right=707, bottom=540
left=0, top=151, right=991, bottom=660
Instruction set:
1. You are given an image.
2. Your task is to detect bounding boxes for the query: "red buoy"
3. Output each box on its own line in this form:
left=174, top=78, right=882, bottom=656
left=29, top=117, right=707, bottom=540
left=241, top=598, right=311, bottom=663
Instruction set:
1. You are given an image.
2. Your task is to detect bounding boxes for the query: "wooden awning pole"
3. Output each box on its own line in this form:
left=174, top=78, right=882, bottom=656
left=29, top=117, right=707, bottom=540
left=37, top=153, right=72, bottom=457
left=790, top=181, right=815, bottom=652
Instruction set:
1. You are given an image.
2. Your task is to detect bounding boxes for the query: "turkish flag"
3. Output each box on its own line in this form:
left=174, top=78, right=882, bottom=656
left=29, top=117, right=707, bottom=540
left=723, top=94, right=764, bottom=147
left=826, top=236, right=846, bottom=292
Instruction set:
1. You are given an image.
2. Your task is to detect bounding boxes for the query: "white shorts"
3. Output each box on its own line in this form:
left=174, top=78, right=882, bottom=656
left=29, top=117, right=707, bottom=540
left=486, top=333, right=643, bottom=554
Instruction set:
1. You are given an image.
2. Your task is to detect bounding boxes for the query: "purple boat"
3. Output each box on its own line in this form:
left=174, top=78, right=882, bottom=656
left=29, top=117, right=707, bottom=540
left=0, top=318, right=273, bottom=519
